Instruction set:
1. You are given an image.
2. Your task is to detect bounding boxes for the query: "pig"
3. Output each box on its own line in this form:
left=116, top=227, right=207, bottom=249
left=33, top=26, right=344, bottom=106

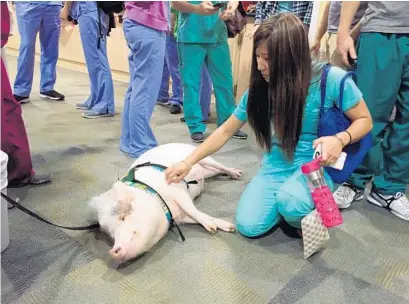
left=88, top=143, right=242, bottom=267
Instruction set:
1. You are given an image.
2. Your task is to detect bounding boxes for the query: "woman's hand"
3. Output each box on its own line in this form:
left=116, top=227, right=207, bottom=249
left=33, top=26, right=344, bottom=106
left=220, top=1, right=239, bottom=20
left=194, top=1, right=219, bottom=15
left=313, top=136, right=343, bottom=166
left=165, top=161, right=193, bottom=184
left=60, top=7, right=70, bottom=21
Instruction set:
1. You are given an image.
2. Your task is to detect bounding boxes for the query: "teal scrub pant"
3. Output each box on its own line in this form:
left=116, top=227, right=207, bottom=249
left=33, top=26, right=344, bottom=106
left=348, top=33, right=409, bottom=195
left=178, top=42, right=235, bottom=134
left=235, top=167, right=315, bottom=237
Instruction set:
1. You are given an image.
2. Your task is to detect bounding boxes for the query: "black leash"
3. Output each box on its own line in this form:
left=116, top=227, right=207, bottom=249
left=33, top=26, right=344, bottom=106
left=1, top=192, right=100, bottom=231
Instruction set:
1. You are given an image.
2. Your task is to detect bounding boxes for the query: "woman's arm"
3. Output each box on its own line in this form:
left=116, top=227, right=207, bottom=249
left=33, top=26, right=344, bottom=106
left=310, top=2, right=331, bottom=54
left=313, top=99, right=372, bottom=165
left=165, top=116, right=245, bottom=183
left=171, top=1, right=218, bottom=15
left=60, top=1, right=72, bottom=20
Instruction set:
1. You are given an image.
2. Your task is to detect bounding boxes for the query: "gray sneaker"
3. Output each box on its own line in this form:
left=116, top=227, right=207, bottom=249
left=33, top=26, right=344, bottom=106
left=333, top=183, right=365, bottom=209
left=191, top=132, right=204, bottom=143
left=82, top=111, right=114, bottom=119
left=233, top=130, right=247, bottom=140
left=76, top=103, right=89, bottom=110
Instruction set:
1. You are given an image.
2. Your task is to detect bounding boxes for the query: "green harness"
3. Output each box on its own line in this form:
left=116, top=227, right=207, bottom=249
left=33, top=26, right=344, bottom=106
left=120, top=162, right=186, bottom=242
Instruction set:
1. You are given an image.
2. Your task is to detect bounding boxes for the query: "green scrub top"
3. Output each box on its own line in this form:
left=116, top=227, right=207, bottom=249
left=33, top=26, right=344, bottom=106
left=176, top=1, right=228, bottom=44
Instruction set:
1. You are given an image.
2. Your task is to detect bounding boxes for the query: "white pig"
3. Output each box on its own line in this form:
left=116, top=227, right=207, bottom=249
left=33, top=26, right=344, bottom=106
left=88, top=143, right=242, bottom=267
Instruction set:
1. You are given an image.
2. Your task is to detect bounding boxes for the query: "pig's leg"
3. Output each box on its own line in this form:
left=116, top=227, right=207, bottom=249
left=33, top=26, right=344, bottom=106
left=159, top=185, right=217, bottom=233
left=181, top=214, right=235, bottom=233
left=198, top=157, right=243, bottom=180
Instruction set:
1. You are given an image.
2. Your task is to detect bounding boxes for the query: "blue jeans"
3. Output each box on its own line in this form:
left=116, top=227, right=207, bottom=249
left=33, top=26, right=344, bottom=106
left=14, top=2, right=61, bottom=96
left=78, top=7, right=115, bottom=114
left=120, top=19, right=166, bottom=158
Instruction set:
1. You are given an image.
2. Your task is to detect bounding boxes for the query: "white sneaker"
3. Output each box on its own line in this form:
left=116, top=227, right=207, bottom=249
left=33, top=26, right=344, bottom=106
left=333, top=183, right=365, bottom=209
left=367, top=189, right=409, bottom=221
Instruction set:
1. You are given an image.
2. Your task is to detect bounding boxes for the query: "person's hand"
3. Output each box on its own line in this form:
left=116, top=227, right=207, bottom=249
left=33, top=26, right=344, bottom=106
left=220, top=1, right=239, bottom=21
left=247, top=24, right=259, bottom=39
left=194, top=1, right=219, bottom=16
left=60, top=7, right=70, bottom=21
left=165, top=161, right=193, bottom=184
left=310, top=38, right=321, bottom=56
left=313, top=136, right=343, bottom=166
left=337, top=32, right=356, bottom=68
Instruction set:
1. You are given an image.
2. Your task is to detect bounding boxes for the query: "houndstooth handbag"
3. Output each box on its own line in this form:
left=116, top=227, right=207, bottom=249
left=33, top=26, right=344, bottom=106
left=301, top=209, right=330, bottom=259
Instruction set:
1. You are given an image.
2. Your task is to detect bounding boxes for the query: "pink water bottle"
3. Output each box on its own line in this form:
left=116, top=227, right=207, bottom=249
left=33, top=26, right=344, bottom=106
left=301, top=158, right=343, bottom=228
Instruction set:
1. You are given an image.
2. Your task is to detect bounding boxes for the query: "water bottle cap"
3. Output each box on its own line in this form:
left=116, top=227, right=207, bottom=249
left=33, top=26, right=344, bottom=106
left=301, top=157, right=322, bottom=174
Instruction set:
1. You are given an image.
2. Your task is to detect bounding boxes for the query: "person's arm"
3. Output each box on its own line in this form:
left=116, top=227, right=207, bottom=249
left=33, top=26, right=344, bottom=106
left=171, top=1, right=218, bottom=16
left=165, top=116, right=245, bottom=183
left=336, top=1, right=361, bottom=66
left=221, top=1, right=240, bottom=21
left=60, top=1, right=72, bottom=20
left=310, top=1, right=331, bottom=54
left=349, top=18, right=362, bottom=41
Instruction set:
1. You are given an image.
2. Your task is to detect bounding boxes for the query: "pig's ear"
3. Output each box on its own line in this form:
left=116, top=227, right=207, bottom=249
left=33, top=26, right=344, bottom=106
left=112, top=181, right=136, bottom=203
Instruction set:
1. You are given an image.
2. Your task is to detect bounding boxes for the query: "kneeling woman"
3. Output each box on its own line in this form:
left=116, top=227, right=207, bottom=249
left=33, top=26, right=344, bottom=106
left=165, top=14, right=372, bottom=237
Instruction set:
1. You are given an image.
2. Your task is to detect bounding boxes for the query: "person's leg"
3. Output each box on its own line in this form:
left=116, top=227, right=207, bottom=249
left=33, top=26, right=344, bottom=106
left=276, top=169, right=315, bottom=228
left=235, top=169, right=288, bottom=237
left=122, top=19, right=166, bottom=158
left=77, top=10, right=115, bottom=118
left=200, top=64, right=212, bottom=120
left=1, top=58, right=51, bottom=187
left=178, top=42, right=207, bottom=141
left=157, top=38, right=170, bottom=105
left=13, top=3, right=42, bottom=100
left=206, top=41, right=247, bottom=139
left=335, top=33, right=403, bottom=209
left=366, top=34, right=409, bottom=221
left=205, top=41, right=235, bottom=126
left=167, top=34, right=183, bottom=108
left=38, top=4, right=63, bottom=99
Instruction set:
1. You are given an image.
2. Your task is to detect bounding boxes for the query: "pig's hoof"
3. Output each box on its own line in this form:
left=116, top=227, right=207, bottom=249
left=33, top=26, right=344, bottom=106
left=213, top=218, right=236, bottom=233
left=201, top=218, right=218, bottom=233
left=112, top=262, right=120, bottom=269
left=228, top=168, right=243, bottom=180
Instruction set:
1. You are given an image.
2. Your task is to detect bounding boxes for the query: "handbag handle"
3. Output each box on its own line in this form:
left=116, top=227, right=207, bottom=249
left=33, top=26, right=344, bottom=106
left=320, top=64, right=357, bottom=118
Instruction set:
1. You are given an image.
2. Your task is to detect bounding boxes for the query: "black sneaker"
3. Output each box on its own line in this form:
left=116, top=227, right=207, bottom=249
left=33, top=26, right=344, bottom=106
left=14, top=94, right=30, bottom=104
left=233, top=130, right=247, bottom=139
left=40, top=90, right=65, bottom=101
left=180, top=117, right=209, bottom=124
left=170, top=104, right=182, bottom=114
left=191, top=132, right=204, bottom=143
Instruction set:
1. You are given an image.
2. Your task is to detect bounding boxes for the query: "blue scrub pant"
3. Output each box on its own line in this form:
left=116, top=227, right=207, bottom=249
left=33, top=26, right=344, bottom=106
left=78, top=9, right=115, bottom=114
left=120, top=19, right=166, bottom=158
left=14, top=3, right=61, bottom=96
left=158, top=34, right=212, bottom=119
left=235, top=166, right=316, bottom=237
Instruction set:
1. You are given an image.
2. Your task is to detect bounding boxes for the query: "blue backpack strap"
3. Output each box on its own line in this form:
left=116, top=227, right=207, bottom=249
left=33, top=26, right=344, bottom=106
left=338, top=71, right=357, bottom=110
left=320, top=64, right=331, bottom=118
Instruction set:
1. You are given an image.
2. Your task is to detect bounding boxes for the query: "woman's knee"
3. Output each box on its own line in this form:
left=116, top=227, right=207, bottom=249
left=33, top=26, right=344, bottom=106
left=276, top=189, right=314, bottom=228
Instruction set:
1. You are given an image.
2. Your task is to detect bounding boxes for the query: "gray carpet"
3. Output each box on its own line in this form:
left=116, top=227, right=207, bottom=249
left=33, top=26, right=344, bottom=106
left=2, top=56, right=409, bottom=304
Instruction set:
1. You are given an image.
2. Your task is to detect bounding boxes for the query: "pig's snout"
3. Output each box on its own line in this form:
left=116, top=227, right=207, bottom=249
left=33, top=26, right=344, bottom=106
left=109, top=246, right=125, bottom=261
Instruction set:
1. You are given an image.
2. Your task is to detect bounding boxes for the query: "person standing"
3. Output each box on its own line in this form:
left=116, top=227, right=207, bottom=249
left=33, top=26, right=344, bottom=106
left=171, top=1, right=247, bottom=143
left=335, top=1, right=409, bottom=221
left=13, top=1, right=65, bottom=104
left=61, top=1, right=115, bottom=119
left=119, top=1, right=168, bottom=158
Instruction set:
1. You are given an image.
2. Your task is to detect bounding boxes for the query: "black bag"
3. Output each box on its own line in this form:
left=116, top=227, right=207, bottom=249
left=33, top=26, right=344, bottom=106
left=96, top=1, right=124, bottom=14
left=225, top=1, right=247, bottom=38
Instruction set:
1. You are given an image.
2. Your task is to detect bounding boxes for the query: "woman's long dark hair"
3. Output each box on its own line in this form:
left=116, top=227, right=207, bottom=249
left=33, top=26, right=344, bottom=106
left=247, top=14, right=312, bottom=160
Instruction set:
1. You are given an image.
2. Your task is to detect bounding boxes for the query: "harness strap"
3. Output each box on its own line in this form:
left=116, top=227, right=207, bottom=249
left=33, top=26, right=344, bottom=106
left=1, top=192, right=100, bottom=231
left=130, top=178, right=186, bottom=242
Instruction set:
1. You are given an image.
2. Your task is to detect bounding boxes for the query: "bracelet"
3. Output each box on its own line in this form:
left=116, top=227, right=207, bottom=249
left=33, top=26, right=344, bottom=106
left=343, top=130, right=352, bottom=145
left=182, top=160, right=192, bottom=169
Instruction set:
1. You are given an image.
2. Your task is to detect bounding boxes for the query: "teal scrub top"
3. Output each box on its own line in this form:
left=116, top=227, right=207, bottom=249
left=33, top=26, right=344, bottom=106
left=277, top=1, right=294, bottom=13
left=233, top=66, right=363, bottom=168
left=176, top=1, right=228, bottom=44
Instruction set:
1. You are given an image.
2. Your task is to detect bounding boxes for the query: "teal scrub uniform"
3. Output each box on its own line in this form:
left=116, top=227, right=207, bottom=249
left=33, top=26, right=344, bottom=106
left=176, top=2, right=235, bottom=134
left=348, top=33, right=409, bottom=195
left=234, top=66, right=363, bottom=237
